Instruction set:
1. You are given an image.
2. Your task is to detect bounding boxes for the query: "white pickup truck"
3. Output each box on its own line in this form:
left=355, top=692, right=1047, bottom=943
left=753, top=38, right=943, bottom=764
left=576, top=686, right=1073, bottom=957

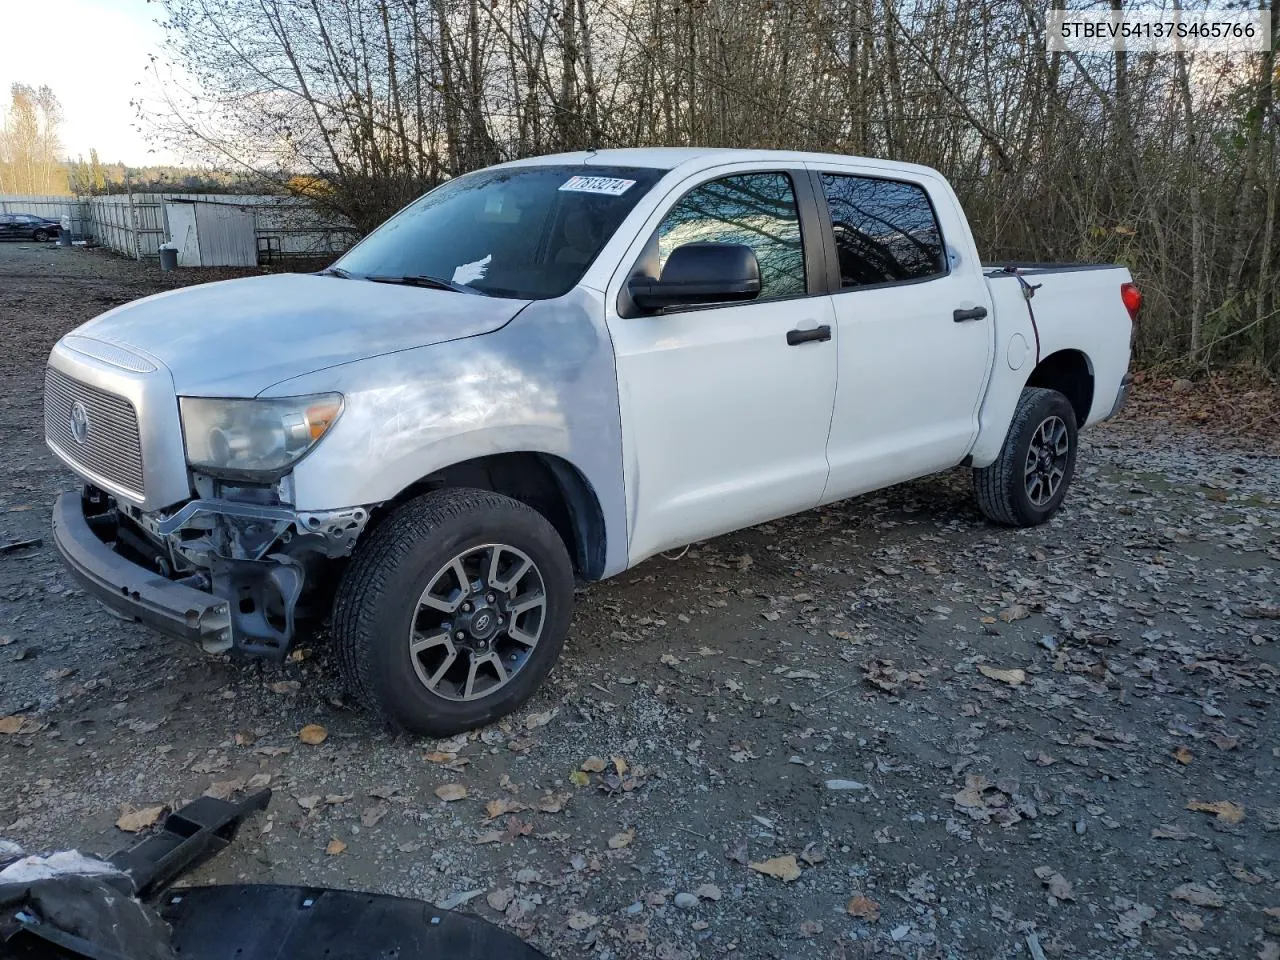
left=45, top=148, right=1140, bottom=735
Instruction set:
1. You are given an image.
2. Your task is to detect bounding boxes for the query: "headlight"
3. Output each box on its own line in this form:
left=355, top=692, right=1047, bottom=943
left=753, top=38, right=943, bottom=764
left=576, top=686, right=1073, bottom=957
left=179, top=394, right=344, bottom=476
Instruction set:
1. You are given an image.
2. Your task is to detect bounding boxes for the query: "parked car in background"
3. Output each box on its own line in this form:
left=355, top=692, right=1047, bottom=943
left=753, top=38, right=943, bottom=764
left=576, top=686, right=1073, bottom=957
left=0, top=213, right=61, bottom=241
left=44, top=148, right=1140, bottom=736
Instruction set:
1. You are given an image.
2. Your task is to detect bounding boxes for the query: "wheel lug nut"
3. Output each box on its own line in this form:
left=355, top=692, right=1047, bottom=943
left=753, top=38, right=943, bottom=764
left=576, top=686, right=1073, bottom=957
left=462, top=602, right=472, bottom=612
left=486, top=593, right=495, bottom=603
left=455, top=631, right=465, bottom=639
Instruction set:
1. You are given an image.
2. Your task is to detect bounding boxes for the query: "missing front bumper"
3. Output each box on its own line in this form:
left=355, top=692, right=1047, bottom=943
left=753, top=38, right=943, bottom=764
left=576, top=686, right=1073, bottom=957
left=52, top=491, right=235, bottom=652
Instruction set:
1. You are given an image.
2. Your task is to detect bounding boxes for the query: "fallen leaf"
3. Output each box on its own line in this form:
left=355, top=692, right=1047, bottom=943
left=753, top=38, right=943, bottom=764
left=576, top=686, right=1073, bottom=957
left=435, top=784, right=468, bottom=802
left=487, top=887, right=514, bottom=912
left=568, top=771, right=589, bottom=787
left=1259, top=941, right=1280, bottom=960
left=1187, top=799, right=1245, bottom=824
left=1172, top=910, right=1204, bottom=931
left=1170, top=883, right=1225, bottom=908
left=326, top=838, right=347, bottom=856
left=799, top=920, right=823, bottom=937
left=360, top=805, right=386, bottom=828
left=424, top=751, right=457, bottom=763
left=116, top=804, right=166, bottom=833
left=1151, top=823, right=1197, bottom=841
left=537, top=792, right=570, bottom=813
left=567, top=911, right=599, bottom=930
left=298, top=724, right=328, bottom=745
left=612, top=756, right=628, bottom=775
left=269, top=680, right=300, bottom=694
left=978, top=665, right=1026, bottom=686
left=1210, top=734, right=1240, bottom=751
left=1173, top=747, right=1193, bottom=765
left=799, top=842, right=825, bottom=866
left=1034, top=866, right=1077, bottom=901
left=1115, top=903, right=1156, bottom=937
left=1229, top=863, right=1265, bottom=884
left=503, top=817, right=533, bottom=839
left=524, top=709, right=554, bottom=729
left=0, top=716, right=26, bottom=735
left=695, top=883, right=722, bottom=901
left=484, top=798, right=528, bottom=820
left=953, top=774, right=992, bottom=809
left=608, top=828, right=635, bottom=849
left=580, top=756, right=608, bottom=773
left=474, top=830, right=504, bottom=844
left=296, top=795, right=321, bottom=810
left=846, top=895, right=880, bottom=920
left=203, top=777, right=246, bottom=801
left=748, top=855, right=801, bottom=882
left=998, top=604, right=1030, bottom=622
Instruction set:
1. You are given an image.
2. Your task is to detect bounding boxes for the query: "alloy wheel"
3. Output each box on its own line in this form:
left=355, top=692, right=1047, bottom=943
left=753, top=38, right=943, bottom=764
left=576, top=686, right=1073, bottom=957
left=407, top=543, right=546, bottom=701
left=1024, top=415, right=1070, bottom=507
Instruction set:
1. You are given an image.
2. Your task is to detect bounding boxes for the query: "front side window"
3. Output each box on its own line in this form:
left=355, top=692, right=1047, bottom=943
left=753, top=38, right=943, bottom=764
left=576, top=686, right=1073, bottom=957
left=335, top=165, right=663, bottom=300
left=820, top=174, right=946, bottom=288
left=654, top=173, right=806, bottom=300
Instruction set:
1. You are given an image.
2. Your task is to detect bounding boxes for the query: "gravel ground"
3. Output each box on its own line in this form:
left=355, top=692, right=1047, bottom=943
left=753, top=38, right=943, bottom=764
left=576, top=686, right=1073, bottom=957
left=1, top=242, right=1278, bottom=960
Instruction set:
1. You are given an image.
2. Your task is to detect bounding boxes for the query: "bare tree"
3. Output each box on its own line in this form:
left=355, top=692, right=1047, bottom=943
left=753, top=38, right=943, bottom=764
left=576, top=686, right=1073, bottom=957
left=145, top=0, right=1280, bottom=371
left=0, top=84, right=70, bottom=195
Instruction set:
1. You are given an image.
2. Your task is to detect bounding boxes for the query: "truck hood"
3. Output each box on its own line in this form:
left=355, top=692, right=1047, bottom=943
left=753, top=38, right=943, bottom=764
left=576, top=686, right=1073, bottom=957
left=71, top=273, right=530, bottom=396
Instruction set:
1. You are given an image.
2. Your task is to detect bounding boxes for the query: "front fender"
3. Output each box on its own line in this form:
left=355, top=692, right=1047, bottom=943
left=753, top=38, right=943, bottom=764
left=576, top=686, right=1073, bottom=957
left=264, top=288, right=630, bottom=577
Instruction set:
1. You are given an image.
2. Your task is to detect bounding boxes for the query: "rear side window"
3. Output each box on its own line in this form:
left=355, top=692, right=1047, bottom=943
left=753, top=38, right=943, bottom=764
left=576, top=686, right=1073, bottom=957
left=819, top=174, right=946, bottom=288
left=655, top=173, right=805, bottom=300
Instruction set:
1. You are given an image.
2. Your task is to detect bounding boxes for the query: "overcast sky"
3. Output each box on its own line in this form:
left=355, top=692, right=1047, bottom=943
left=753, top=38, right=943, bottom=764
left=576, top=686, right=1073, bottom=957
left=4, top=0, right=178, bottom=165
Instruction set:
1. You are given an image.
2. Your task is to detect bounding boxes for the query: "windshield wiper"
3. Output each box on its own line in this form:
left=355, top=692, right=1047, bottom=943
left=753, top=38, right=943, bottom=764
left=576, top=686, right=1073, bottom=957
left=319, top=266, right=351, bottom=278
left=366, top=274, right=485, bottom=295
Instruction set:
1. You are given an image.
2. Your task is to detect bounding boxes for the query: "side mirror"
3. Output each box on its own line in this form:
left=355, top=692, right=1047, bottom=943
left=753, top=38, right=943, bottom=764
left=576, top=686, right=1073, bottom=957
left=627, top=242, right=761, bottom=311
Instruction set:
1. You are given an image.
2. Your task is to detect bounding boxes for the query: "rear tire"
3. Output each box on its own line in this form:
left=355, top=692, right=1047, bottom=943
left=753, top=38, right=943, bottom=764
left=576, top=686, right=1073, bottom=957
left=973, top=387, right=1078, bottom=527
left=332, top=488, right=574, bottom=736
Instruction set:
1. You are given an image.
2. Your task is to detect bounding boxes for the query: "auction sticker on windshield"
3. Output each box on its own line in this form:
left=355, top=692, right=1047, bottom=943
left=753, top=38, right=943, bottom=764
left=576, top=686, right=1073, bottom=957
left=559, top=176, right=636, bottom=196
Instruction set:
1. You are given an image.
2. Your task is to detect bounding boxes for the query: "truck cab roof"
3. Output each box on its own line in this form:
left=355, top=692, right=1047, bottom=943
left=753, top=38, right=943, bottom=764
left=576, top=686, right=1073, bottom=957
left=497, top=147, right=944, bottom=180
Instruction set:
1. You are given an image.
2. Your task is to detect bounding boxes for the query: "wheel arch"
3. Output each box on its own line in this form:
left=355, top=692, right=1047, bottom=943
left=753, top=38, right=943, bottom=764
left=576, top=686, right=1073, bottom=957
left=1025, top=349, right=1094, bottom=427
left=371, top=452, right=608, bottom=580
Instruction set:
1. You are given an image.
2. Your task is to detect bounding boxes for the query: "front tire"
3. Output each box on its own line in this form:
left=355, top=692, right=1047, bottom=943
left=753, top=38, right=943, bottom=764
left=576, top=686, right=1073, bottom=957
left=973, top=387, right=1078, bottom=527
left=332, top=488, right=574, bottom=736
left=32, top=229, right=49, bottom=242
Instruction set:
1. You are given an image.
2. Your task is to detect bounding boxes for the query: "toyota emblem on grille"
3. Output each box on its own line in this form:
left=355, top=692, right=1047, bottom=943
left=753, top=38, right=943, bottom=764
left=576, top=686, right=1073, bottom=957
left=69, top=401, right=90, bottom=444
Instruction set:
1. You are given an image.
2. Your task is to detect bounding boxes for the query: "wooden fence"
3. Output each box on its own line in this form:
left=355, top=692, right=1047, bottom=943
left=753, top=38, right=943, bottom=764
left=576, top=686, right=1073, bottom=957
left=2, top=192, right=352, bottom=261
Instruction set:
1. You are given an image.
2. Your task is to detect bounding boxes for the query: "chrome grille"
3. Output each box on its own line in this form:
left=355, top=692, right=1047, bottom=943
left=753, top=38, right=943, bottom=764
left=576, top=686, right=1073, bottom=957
left=44, top=366, right=145, bottom=496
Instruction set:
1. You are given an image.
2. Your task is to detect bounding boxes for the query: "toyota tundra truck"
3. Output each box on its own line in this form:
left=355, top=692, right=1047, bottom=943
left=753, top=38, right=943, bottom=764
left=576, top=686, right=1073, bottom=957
left=44, top=148, right=1140, bottom=735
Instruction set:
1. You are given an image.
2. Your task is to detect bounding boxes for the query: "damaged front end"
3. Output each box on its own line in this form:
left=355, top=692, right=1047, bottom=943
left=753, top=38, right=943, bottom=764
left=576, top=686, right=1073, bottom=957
left=61, top=479, right=370, bottom=658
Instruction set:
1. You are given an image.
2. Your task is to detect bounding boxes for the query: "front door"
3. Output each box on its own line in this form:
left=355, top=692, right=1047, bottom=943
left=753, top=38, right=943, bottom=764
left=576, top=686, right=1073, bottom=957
left=606, top=169, right=838, bottom=564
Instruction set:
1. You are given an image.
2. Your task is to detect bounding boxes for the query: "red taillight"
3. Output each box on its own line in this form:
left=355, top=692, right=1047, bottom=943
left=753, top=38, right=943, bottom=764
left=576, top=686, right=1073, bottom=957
left=1121, top=282, right=1143, bottom=322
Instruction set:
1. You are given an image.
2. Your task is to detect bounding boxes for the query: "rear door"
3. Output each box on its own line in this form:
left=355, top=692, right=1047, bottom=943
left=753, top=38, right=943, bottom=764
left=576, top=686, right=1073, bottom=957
left=605, top=167, right=838, bottom=564
left=810, top=165, right=994, bottom=502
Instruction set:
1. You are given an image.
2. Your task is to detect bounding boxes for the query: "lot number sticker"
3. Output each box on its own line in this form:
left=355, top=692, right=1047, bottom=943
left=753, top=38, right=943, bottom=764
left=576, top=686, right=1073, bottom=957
left=559, top=176, right=636, bottom=196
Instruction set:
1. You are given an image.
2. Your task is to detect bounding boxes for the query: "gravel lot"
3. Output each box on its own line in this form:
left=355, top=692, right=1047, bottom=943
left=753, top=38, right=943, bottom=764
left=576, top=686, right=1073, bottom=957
left=1, top=242, right=1278, bottom=959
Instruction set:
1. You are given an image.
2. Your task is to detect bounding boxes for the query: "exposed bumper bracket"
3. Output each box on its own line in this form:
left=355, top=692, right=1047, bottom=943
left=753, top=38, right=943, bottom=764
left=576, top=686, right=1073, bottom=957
left=52, top=491, right=234, bottom=651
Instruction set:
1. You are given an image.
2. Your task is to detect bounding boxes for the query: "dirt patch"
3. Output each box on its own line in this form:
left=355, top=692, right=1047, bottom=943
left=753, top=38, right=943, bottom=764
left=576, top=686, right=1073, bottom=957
left=2, top=242, right=1278, bottom=959
left=1119, top=368, right=1280, bottom=454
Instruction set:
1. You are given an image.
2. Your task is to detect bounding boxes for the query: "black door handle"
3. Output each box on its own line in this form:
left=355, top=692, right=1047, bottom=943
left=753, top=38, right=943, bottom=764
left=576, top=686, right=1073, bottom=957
left=953, top=306, right=988, bottom=322
left=786, top=324, right=832, bottom=345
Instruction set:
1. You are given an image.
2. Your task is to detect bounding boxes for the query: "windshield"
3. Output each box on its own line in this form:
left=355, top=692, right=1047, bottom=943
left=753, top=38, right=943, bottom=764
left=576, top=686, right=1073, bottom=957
left=334, top=165, right=664, bottom=300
